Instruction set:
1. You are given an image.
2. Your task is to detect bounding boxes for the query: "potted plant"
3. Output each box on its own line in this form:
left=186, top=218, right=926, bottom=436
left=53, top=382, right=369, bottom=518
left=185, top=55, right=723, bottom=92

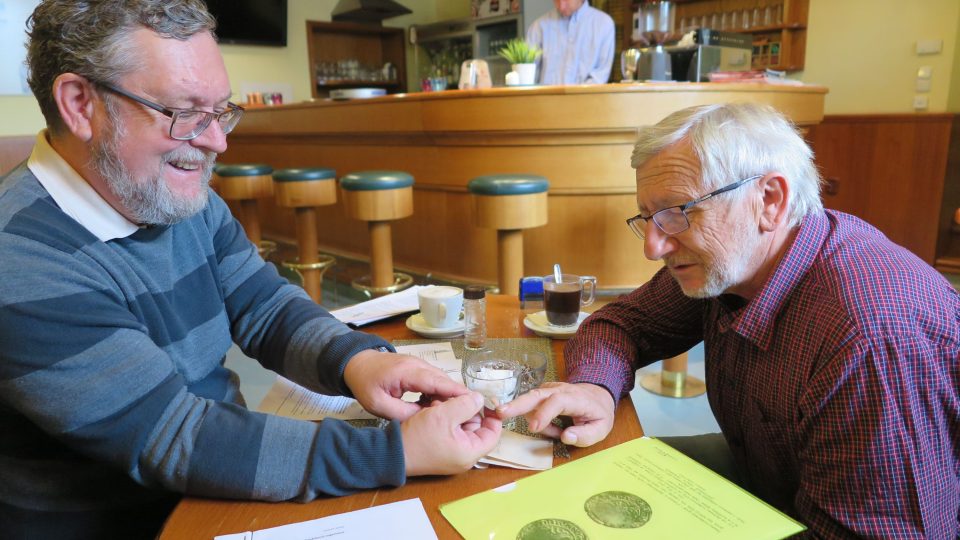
left=497, top=38, right=541, bottom=85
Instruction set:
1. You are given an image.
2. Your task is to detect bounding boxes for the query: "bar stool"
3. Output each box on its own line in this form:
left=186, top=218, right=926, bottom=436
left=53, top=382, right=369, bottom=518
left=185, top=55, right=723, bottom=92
left=340, top=170, right=415, bottom=296
left=273, top=168, right=338, bottom=303
left=640, top=352, right=706, bottom=398
left=215, top=163, right=275, bottom=257
left=468, top=174, right=549, bottom=296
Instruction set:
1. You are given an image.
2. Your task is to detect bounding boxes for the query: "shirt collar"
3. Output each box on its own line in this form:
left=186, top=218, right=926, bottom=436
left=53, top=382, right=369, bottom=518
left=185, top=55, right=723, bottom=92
left=555, top=1, right=589, bottom=21
left=569, top=1, right=589, bottom=21
left=719, top=212, right=830, bottom=350
left=27, top=130, right=139, bottom=242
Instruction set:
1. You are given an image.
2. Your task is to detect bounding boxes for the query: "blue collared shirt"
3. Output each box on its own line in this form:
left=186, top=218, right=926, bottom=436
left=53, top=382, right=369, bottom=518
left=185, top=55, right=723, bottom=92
left=525, top=1, right=615, bottom=85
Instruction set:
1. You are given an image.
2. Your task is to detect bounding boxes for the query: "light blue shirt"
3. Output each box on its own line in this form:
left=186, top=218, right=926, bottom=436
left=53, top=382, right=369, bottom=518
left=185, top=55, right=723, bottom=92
left=526, top=1, right=615, bottom=85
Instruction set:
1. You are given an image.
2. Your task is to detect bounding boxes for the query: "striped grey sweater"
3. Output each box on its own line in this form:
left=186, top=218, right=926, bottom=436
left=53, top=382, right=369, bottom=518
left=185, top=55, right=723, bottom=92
left=0, top=163, right=404, bottom=514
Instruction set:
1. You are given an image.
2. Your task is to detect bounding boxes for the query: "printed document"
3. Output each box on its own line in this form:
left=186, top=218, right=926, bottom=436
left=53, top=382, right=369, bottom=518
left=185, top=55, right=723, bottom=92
left=330, top=285, right=422, bottom=326
left=213, top=498, right=436, bottom=540
left=257, top=343, right=458, bottom=420
left=441, top=437, right=805, bottom=539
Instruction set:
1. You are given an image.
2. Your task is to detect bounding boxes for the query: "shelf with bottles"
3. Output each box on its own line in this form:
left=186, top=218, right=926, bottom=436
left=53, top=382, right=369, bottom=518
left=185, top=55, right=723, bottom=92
left=306, top=20, right=407, bottom=98
left=419, top=41, right=473, bottom=91
left=634, top=0, right=808, bottom=71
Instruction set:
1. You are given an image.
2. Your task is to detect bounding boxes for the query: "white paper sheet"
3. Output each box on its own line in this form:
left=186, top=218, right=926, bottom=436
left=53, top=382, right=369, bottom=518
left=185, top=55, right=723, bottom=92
left=213, top=498, right=437, bottom=540
left=479, top=430, right=554, bottom=471
left=330, top=285, right=423, bottom=326
left=257, top=376, right=376, bottom=421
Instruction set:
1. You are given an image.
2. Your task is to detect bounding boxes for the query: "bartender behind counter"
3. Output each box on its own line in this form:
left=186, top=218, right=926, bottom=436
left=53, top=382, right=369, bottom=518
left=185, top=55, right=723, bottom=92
left=526, top=0, right=615, bottom=85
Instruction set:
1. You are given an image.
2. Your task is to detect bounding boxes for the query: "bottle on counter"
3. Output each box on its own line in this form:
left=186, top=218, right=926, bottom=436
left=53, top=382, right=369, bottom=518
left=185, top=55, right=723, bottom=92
left=463, top=285, right=486, bottom=350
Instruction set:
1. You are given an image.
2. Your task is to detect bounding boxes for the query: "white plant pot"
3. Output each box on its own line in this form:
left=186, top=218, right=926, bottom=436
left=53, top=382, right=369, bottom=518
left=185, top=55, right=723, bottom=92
left=512, top=63, right=537, bottom=85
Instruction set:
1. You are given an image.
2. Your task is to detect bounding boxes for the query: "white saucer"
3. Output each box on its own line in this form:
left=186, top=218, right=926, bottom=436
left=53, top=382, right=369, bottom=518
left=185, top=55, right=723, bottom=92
left=523, top=311, right=589, bottom=339
left=405, top=313, right=465, bottom=339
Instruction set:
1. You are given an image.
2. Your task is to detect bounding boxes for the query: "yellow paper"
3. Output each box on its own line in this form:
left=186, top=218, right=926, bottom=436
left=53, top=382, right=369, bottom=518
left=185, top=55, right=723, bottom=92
left=440, top=437, right=805, bottom=539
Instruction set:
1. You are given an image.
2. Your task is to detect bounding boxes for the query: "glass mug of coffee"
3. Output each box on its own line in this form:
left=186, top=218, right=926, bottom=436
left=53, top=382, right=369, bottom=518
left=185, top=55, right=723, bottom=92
left=542, top=273, right=597, bottom=327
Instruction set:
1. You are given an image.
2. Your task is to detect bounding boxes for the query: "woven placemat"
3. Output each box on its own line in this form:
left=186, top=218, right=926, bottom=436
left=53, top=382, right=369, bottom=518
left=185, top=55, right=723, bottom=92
left=390, top=337, right=570, bottom=459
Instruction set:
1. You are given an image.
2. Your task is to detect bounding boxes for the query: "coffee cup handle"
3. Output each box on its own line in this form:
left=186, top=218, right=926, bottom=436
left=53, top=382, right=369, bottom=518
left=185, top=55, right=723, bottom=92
left=437, top=303, right=447, bottom=322
left=580, top=276, right=597, bottom=307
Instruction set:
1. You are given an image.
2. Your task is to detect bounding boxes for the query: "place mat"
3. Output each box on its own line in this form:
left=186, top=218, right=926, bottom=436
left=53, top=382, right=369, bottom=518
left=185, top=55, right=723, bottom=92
left=391, top=337, right=570, bottom=459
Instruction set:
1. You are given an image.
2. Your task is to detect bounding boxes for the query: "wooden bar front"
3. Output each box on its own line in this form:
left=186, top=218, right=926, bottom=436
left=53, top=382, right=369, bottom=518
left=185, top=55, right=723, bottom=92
left=223, top=83, right=827, bottom=289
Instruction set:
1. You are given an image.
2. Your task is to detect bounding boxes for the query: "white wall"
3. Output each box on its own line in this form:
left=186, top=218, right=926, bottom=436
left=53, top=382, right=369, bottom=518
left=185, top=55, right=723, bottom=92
left=949, top=2, right=960, bottom=112
left=1, top=0, right=959, bottom=136
left=0, top=0, right=446, bottom=136
left=221, top=0, right=445, bottom=107
left=801, top=0, right=959, bottom=114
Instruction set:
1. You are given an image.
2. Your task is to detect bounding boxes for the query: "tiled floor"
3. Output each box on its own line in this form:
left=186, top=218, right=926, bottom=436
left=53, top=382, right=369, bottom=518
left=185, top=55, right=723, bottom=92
left=228, top=241, right=959, bottom=437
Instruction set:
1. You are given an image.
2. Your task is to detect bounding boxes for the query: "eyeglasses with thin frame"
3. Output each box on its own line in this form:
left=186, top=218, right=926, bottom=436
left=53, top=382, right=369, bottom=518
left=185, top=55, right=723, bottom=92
left=96, top=81, right=244, bottom=141
left=626, top=174, right=762, bottom=240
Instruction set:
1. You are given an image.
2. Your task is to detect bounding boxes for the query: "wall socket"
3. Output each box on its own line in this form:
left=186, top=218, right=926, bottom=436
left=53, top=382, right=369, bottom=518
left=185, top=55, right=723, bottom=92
left=913, top=95, right=929, bottom=110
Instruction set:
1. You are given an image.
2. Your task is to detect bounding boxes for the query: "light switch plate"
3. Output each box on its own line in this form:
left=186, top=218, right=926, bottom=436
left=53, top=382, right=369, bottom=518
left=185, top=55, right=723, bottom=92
left=916, top=40, right=943, bottom=55
left=916, top=79, right=932, bottom=92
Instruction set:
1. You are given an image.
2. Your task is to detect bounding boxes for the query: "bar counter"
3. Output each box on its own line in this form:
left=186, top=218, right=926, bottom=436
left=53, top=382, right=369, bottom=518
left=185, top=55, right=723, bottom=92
left=223, top=82, right=827, bottom=289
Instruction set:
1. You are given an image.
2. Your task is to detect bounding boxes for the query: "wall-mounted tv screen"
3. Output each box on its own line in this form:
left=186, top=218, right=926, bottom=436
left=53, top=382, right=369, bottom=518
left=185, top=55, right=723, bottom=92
left=206, top=0, right=287, bottom=47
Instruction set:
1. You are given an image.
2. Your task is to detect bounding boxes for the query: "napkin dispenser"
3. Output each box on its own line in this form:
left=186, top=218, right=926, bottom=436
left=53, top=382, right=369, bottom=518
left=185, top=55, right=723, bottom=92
left=459, top=59, right=492, bottom=90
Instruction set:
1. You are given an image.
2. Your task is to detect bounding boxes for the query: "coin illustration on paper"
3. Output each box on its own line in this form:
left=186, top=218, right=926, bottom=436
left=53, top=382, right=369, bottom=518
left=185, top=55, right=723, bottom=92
left=516, top=518, right=589, bottom=539
left=584, top=490, right=652, bottom=528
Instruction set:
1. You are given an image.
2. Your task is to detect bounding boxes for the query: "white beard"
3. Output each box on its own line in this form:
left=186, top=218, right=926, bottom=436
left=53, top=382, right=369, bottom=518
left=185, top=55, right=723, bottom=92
left=91, top=119, right=215, bottom=226
left=677, top=215, right=763, bottom=299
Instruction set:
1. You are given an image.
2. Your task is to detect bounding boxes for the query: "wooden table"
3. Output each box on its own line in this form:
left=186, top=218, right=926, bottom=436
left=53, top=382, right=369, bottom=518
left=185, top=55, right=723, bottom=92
left=158, top=295, right=643, bottom=539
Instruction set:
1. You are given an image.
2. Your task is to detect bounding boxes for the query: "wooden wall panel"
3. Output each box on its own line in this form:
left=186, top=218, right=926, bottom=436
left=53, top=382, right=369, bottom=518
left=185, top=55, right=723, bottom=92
left=935, top=115, right=960, bottom=272
left=807, top=114, right=952, bottom=264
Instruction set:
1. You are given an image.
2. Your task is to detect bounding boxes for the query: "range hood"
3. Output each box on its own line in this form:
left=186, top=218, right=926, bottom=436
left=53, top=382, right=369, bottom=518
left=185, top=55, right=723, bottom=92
left=331, top=0, right=412, bottom=24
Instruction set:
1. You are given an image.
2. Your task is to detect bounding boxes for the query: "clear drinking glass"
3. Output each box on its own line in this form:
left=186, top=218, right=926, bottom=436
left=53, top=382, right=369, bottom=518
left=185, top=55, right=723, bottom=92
left=517, top=352, right=547, bottom=394
left=462, top=350, right=522, bottom=411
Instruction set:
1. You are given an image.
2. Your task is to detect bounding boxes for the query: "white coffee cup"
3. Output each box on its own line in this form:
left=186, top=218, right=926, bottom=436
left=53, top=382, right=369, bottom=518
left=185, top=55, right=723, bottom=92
left=417, top=286, right=464, bottom=328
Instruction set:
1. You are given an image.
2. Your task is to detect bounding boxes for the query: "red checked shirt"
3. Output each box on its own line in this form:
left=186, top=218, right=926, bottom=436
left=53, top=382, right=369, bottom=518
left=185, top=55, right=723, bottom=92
left=566, top=210, right=960, bottom=538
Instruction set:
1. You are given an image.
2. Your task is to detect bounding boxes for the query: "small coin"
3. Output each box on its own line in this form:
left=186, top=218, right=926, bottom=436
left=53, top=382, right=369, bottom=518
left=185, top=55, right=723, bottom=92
left=583, top=490, right=652, bottom=529
left=516, top=518, right=589, bottom=540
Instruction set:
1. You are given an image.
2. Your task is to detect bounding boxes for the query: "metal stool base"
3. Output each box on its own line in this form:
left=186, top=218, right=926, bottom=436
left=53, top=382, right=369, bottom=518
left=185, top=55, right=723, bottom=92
left=281, top=254, right=337, bottom=275
left=351, top=272, right=414, bottom=297
left=640, top=370, right=706, bottom=398
left=258, top=240, right=278, bottom=259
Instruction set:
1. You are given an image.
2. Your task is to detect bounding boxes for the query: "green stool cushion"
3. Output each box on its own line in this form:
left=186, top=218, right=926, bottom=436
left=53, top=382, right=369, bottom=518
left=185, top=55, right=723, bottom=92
left=216, top=163, right=273, bottom=176
left=340, top=170, right=414, bottom=191
left=468, top=174, right=549, bottom=195
left=273, top=168, right=336, bottom=182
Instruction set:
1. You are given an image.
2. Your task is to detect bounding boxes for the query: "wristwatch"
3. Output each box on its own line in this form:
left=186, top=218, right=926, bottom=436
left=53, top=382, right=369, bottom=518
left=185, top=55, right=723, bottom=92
left=374, top=346, right=391, bottom=353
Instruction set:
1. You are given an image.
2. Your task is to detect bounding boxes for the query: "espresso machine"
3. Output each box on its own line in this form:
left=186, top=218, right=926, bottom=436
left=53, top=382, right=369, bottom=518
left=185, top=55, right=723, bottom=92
left=623, top=1, right=752, bottom=83
left=665, top=29, right=753, bottom=82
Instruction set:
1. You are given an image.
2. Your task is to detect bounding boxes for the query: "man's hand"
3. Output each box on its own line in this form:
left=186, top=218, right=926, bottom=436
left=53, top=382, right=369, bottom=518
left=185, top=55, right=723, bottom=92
left=402, top=392, right=502, bottom=476
left=343, top=349, right=468, bottom=421
left=496, top=382, right=615, bottom=447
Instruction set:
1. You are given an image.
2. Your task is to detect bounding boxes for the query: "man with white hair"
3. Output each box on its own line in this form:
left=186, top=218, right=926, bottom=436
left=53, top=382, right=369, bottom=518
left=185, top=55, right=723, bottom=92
left=501, top=103, right=960, bottom=537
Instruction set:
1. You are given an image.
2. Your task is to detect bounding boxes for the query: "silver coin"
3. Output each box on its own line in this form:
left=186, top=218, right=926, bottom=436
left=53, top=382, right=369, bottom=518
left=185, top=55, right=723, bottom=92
left=516, top=518, right=589, bottom=540
left=583, top=490, right=652, bottom=528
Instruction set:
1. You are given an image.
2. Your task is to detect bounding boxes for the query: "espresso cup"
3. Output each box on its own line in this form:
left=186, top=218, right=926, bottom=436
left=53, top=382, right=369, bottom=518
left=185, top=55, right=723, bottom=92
left=417, top=286, right=463, bottom=328
left=543, top=273, right=597, bottom=327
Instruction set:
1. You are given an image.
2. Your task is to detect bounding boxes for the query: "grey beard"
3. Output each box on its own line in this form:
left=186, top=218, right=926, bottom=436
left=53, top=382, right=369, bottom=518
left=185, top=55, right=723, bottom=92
left=91, top=126, right=215, bottom=226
